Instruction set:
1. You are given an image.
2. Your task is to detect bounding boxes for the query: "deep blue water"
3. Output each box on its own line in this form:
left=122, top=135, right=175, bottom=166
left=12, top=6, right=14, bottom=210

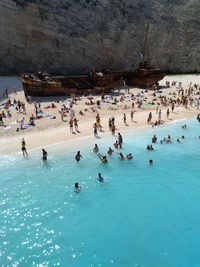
left=0, top=118, right=200, bottom=267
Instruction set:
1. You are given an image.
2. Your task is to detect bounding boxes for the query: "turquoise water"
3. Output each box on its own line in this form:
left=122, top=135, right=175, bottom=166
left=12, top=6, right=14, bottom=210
left=0, top=118, right=200, bottom=267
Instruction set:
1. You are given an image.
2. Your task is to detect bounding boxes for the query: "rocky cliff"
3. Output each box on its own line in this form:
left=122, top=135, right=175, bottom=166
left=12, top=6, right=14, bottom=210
left=0, top=0, right=200, bottom=74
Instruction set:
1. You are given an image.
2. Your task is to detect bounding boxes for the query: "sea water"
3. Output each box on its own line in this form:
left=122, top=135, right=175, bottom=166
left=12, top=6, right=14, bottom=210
left=0, top=118, right=200, bottom=267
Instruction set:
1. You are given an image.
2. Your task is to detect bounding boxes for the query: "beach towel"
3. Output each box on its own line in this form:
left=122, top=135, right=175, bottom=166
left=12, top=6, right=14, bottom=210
left=143, top=104, right=154, bottom=107
left=44, top=105, right=57, bottom=109
left=22, top=124, right=32, bottom=129
left=36, top=115, right=43, bottom=119
left=4, top=126, right=11, bottom=130
left=44, top=114, right=55, bottom=119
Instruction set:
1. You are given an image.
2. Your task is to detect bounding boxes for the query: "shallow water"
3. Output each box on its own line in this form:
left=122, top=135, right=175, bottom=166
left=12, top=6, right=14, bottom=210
left=0, top=118, right=200, bottom=267
left=0, top=76, right=22, bottom=101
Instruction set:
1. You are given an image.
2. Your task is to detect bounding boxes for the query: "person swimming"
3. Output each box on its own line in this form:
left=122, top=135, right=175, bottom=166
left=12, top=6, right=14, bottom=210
left=177, top=138, right=181, bottom=143
left=107, top=147, right=114, bottom=155
left=146, top=145, right=151, bottom=151
left=150, top=145, right=154, bottom=151
left=97, top=173, right=104, bottom=182
left=149, top=159, right=153, bottom=165
left=166, top=135, right=172, bottom=143
left=118, top=152, right=124, bottom=160
left=126, top=153, right=133, bottom=160
left=74, top=182, right=81, bottom=192
left=98, top=154, right=108, bottom=163
left=93, top=144, right=99, bottom=153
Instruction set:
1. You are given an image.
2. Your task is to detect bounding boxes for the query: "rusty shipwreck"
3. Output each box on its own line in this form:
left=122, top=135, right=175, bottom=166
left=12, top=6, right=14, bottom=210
left=21, top=24, right=165, bottom=98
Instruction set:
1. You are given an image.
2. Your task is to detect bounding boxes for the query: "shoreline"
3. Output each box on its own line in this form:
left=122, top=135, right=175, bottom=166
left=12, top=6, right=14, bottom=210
left=0, top=109, right=197, bottom=156
left=0, top=74, right=200, bottom=155
left=0, top=116, right=195, bottom=160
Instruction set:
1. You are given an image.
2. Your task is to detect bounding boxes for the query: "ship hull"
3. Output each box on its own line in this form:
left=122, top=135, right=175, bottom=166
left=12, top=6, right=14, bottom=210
left=21, top=67, right=165, bottom=98
left=127, top=68, right=165, bottom=88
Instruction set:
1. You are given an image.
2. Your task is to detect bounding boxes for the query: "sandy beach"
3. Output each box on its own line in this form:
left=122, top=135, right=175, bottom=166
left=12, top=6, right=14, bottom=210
left=0, top=74, right=200, bottom=155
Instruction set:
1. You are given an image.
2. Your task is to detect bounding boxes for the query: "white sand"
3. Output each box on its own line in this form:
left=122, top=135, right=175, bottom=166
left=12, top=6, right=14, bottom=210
left=0, top=74, right=199, bottom=155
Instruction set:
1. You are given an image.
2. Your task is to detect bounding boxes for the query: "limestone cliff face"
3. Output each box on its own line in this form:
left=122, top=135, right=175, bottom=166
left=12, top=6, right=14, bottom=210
left=0, top=0, right=200, bottom=74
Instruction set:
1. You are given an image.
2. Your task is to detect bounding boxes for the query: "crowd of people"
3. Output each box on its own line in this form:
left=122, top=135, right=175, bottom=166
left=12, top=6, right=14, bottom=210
left=20, top=113, right=200, bottom=193
left=1, top=78, right=200, bottom=192
left=1, top=79, right=200, bottom=136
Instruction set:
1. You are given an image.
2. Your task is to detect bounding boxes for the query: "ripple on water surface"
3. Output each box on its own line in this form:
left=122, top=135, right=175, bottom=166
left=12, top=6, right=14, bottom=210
left=0, top=119, right=200, bottom=267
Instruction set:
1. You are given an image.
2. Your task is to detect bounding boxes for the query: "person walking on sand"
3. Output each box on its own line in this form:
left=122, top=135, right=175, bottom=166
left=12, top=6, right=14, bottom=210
left=111, top=124, right=116, bottom=135
left=147, top=112, right=152, bottom=124
left=93, top=123, right=98, bottom=137
left=130, top=110, right=135, bottom=121
left=171, top=103, right=175, bottom=113
left=156, top=105, right=159, bottom=114
left=158, top=110, right=162, bottom=122
left=21, top=138, right=28, bottom=156
left=197, top=98, right=200, bottom=110
left=69, top=119, right=73, bottom=133
left=74, top=117, right=79, bottom=132
left=19, top=117, right=25, bottom=130
left=166, top=109, right=170, bottom=118
left=123, top=113, right=127, bottom=125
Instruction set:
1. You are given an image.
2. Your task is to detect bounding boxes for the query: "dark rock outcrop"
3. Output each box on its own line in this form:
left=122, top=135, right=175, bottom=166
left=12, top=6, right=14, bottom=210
left=0, top=0, right=200, bottom=74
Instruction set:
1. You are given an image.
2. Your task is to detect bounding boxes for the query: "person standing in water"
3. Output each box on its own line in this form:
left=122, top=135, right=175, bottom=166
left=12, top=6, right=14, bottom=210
left=118, top=133, right=123, bottom=148
left=42, top=149, right=48, bottom=162
left=97, top=173, right=104, bottom=182
left=93, top=144, right=99, bottom=153
left=75, top=151, right=83, bottom=162
left=21, top=138, right=28, bottom=156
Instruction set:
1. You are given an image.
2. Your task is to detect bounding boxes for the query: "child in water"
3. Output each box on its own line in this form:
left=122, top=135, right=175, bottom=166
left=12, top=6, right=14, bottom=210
left=126, top=153, right=133, bottom=160
left=107, top=147, right=114, bottom=155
